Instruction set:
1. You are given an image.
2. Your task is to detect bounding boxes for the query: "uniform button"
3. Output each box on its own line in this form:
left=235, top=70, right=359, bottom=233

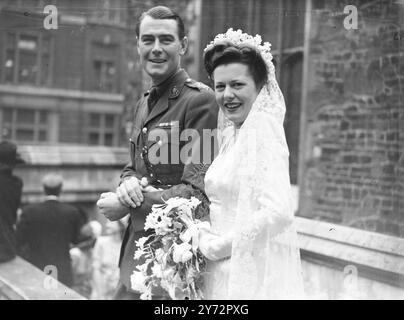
left=142, top=127, right=147, bottom=134
left=158, top=140, right=163, bottom=146
left=150, top=173, right=154, bottom=177
left=171, top=86, right=179, bottom=95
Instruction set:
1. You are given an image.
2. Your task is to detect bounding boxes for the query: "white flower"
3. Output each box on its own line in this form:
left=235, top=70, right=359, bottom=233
left=134, top=248, right=145, bottom=260
left=151, top=262, right=163, bottom=278
left=136, top=260, right=151, bottom=273
left=155, top=215, right=173, bottom=235
left=189, top=196, right=201, bottom=208
left=173, top=242, right=193, bottom=263
left=154, top=248, right=165, bottom=263
left=160, top=278, right=176, bottom=300
left=145, top=209, right=173, bottom=235
left=135, top=236, right=149, bottom=249
left=130, top=271, right=147, bottom=292
left=161, top=267, right=175, bottom=280
left=179, top=204, right=192, bottom=218
left=181, top=250, right=193, bottom=263
left=140, top=291, right=152, bottom=300
left=203, top=28, right=274, bottom=77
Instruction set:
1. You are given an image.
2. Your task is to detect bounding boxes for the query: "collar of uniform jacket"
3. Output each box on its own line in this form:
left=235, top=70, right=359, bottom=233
left=144, top=68, right=189, bottom=101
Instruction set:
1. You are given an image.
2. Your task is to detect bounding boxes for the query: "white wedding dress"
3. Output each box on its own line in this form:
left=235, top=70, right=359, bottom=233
left=199, top=29, right=304, bottom=299
left=203, top=128, right=238, bottom=299
left=200, top=83, right=305, bottom=300
left=201, top=116, right=304, bottom=299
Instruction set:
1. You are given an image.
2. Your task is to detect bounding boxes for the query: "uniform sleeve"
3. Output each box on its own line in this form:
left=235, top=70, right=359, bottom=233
left=120, top=162, right=142, bottom=182
left=120, top=99, right=144, bottom=183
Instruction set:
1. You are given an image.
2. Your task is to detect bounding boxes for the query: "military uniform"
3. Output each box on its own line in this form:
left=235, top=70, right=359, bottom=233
left=116, top=69, right=218, bottom=298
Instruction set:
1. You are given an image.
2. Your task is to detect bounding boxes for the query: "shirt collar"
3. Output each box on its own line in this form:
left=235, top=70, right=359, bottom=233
left=148, top=68, right=187, bottom=101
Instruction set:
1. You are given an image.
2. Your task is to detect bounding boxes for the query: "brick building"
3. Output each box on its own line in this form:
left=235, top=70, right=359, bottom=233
left=0, top=0, right=131, bottom=147
left=297, top=0, right=403, bottom=238
left=194, top=0, right=403, bottom=239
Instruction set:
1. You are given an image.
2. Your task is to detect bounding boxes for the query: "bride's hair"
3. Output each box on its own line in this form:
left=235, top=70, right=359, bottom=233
left=203, top=41, right=268, bottom=89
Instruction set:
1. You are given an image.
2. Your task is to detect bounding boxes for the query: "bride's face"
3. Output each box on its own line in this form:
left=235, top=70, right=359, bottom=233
left=213, top=63, right=259, bottom=127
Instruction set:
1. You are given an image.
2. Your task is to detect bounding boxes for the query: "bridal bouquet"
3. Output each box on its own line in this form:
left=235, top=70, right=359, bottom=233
left=130, top=197, right=209, bottom=300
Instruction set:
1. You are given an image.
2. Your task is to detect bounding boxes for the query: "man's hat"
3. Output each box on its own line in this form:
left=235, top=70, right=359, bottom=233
left=0, top=141, right=25, bottom=165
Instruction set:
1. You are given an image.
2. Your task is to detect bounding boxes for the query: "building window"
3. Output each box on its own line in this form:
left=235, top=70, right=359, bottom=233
left=3, top=0, right=46, bottom=12
left=1, top=107, right=50, bottom=143
left=85, top=113, right=119, bottom=146
left=94, top=0, right=125, bottom=24
left=93, top=59, right=117, bottom=92
left=2, top=32, right=52, bottom=86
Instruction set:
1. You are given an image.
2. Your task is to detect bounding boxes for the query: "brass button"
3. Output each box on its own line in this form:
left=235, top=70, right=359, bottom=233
left=142, top=127, right=147, bottom=134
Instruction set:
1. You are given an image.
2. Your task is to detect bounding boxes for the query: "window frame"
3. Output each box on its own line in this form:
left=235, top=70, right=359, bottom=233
left=1, top=31, right=53, bottom=86
left=0, top=106, right=51, bottom=144
left=85, top=112, right=120, bottom=146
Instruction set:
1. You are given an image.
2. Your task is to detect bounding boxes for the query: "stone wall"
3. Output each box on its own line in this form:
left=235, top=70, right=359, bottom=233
left=297, top=216, right=404, bottom=299
left=14, top=145, right=129, bottom=220
left=299, top=0, right=404, bottom=237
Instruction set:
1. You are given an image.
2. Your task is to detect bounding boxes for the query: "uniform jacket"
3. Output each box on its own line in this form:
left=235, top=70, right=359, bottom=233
left=0, top=166, right=23, bottom=262
left=16, top=199, right=83, bottom=287
left=118, top=69, right=218, bottom=291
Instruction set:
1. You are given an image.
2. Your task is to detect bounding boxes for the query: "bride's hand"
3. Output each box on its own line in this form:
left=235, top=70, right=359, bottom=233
left=198, top=229, right=232, bottom=261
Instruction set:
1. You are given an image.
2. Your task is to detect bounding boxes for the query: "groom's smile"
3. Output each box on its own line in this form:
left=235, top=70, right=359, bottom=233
left=137, top=16, right=188, bottom=85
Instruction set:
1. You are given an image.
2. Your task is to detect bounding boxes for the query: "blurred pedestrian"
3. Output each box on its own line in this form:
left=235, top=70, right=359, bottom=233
left=0, top=141, right=24, bottom=263
left=91, top=220, right=126, bottom=300
left=70, top=220, right=103, bottom=298
left=16, top=174, right=84, bottom=287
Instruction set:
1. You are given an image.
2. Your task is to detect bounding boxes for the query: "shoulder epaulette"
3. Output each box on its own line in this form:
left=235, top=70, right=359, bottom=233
left=184, top=78, right=212, bottom=92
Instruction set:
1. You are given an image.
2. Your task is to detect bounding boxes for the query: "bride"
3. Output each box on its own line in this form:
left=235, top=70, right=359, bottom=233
left=197, top=29, right=305, bottom=299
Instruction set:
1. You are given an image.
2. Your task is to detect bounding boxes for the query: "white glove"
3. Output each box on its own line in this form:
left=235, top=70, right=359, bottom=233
left=198, top=229, right=233, bottom=261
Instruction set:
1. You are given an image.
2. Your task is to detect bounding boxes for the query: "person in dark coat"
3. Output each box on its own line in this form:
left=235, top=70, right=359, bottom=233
left=0, top=141, right=24, bottom=263
left=97, top=6, right=218, bottom=299
left=16, top=174, right=83, bottom=287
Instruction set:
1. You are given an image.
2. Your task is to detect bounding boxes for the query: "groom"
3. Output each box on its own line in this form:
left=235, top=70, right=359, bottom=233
left=97, top=6, right=218, bottom=299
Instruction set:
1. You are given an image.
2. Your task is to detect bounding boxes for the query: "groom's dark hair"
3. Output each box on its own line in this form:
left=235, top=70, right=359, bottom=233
left=135, top=6, right=186, bottom=40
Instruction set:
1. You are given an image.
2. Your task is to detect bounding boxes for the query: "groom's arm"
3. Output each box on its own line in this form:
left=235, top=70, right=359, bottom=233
left=128, top=163, right=211, bottom=221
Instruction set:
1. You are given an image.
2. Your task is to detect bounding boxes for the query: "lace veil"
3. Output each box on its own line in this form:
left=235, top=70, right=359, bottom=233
left=206, top=29, right=304, bottom=299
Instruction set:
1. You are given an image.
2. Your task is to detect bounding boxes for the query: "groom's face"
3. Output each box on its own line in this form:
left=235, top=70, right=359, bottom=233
left=137, top=16, right=188, bottom=85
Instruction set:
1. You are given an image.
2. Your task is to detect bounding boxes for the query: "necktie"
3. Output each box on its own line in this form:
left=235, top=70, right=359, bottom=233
left=147, top=87, right=158, bottom=113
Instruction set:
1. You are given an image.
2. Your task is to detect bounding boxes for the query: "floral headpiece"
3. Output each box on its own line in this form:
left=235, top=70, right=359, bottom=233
left=204, top=28, right=274, bottom=77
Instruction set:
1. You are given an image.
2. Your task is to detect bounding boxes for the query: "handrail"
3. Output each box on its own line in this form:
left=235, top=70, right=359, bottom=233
left=0, top=256, right=86, bottom=300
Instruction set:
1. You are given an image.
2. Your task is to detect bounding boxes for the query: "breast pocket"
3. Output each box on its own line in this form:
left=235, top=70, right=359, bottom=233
left=147, top=123, right=181, bottom=165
